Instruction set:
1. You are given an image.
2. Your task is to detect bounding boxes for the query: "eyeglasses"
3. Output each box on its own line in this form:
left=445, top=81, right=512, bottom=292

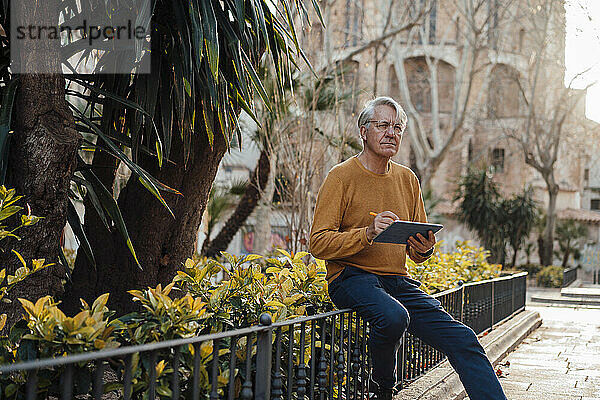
left=366, top=120, right=405, bottom=135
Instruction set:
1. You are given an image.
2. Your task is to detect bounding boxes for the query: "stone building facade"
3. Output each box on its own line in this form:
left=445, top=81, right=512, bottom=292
left=291, top=0, right=600, bottom=264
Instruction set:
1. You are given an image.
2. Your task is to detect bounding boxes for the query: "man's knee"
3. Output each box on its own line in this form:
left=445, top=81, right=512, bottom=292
left=452, top=325, right=485, bottom=354
left=374, top=306, right=409, bottom=340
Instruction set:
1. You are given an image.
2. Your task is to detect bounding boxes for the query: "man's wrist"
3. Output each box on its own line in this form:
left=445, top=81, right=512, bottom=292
left=365, top=226, right=374, bottom=245
left=416, top=247, right=434, bottom=257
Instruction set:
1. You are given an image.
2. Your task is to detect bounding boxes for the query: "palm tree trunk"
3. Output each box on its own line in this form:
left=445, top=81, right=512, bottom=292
left=202, top=148, right=271, bottom=258
left=0, top=0, right=79, bottom=330
left=63, top=122, right=228, bottom=314
left=253, top=153, right=277, bottom=255
left=511, top=246, right=518, bottom=268
left=562, top=246, right=570, bottom=267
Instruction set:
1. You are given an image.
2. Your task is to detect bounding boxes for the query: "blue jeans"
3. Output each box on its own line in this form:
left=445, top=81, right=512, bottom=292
left=328, top=266, right=506, bottom=400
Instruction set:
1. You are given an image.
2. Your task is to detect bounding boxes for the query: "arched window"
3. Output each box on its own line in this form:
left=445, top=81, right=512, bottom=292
left=437, top=60, right=455, bottom=113
left=488, top=64, right=521, bottom=118
left=518, top=29, right=525, bottom=52
left=404, top=57, right=455, bottom=113
left=467, top=138, right=473, bottom=163
left=344, top=0, right=363, bottom=47
left=405, top=58, right=431, bottom=112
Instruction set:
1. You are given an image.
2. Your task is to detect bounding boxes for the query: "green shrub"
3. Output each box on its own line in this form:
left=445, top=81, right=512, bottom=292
left=173, top=250, right=332, bottom=330
left=407, top=241, right=502, bottom=293
left=0, top=186, right=51, bottom=331
left=1, top=243, right=506, bottom=398
left=517, top=263, right=542, bottom=276
left=536, top=265, right=563, bottom=287
left=2, top=249, right=333, bottom=399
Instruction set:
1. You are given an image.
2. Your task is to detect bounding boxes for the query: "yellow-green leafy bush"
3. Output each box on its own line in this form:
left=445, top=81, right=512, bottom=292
left=18, top=293, right=120, bottom=355
left=2, top=242, right=505, bottom=398
left=536, top=265, right=563, bottom=287
left=123, top=283, right=209, bottom=343
left=407, top=241, right=502, bottom=293
left=0, top=186, right=50, bottom=331
left=174, top=250, right=332, bottom=330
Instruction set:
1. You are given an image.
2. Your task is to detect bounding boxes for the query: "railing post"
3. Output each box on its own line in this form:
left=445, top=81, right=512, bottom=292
left=25, top=369, right=38, bottom=400
left=398, top=333, right=406, bottom=390
left=459, top=282, right=465, bottom=322
left=490, top=280, right=495, bottom=330
left=511, top=276, right=515, bottom=314
left=255, top=313, right=273, bottom=400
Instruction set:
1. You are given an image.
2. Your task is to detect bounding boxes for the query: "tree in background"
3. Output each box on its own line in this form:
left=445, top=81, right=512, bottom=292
left=555, top=220, right=588, bottom=267
left=503, top=188, right=539, bottom=268
left=455, top=167, right=539, bottom=266
left=503, top=0, right=590, bottom=266
left=455, top=167, right=506, bottom=264
left=390, top=0, right=506, bottom=187
left=200, top=60, right=293, bottom=258
left=280, top=69, right=364, bottom=252
left=200, top=181, right=247, bottom=256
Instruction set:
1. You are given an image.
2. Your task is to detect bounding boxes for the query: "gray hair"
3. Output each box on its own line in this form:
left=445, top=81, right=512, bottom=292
left=357, top=96, right=408, bottom=129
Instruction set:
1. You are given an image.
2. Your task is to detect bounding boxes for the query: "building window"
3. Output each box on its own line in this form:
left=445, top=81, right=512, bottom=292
left=488, top=64, right=521, bottom=118
left=405, top=57, right=455, bottom=114
left=518, top=29, right=525, bottom=52
left=492, top=148, right=505, bottom=173
left=405, top=58, right=431, bottom=112
left=429, top=0, right=437, bottom=44
left=584, top=168, right=589, bottom=184
left=467, top=139, right=473, bottom=163
left=344, top=0, right=363, bottom=47
left=592, top=199, right=600, bottom=211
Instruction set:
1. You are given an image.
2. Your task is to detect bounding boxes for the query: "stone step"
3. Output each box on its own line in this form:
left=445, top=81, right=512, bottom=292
left=530, top=294, right=600, bottom=306
left=561, top=286, right=600, bottom=298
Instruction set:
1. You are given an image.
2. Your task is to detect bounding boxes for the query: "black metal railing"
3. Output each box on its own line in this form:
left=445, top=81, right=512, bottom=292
left=398, top=272, right=527, bottom=386
left=563, top=266, right=578, bottom=287
left=0, top=273, right=528, bottom=399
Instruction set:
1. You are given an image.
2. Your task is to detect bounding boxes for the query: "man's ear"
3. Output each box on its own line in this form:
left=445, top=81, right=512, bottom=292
left=359, top=125, right=367, bottom=140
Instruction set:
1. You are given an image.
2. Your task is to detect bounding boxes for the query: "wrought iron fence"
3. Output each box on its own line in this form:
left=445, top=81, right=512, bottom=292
left=562, top=266, right=578, bottom=287
left=0, top=273, right=527, bottom=399
left=398, top=272, right=527, bottom=386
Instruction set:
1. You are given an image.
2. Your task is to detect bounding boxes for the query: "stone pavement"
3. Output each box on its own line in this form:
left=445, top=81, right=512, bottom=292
left=489, top=305, right=600, bottom=400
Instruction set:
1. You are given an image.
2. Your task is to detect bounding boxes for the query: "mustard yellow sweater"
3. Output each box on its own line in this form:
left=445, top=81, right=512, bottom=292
left=309, top=156, right=432, bottom=282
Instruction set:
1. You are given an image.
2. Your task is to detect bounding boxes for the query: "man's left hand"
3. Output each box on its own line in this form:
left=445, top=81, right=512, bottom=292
left=407, top=230, right=436, bottom=254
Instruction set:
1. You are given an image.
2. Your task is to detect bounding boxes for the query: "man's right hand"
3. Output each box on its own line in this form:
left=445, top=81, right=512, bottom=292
left=366, top=211, right=399, bottom=241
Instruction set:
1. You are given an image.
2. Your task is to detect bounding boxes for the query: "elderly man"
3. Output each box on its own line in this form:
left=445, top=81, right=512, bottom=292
left=309, top=97, right=506, bottom=400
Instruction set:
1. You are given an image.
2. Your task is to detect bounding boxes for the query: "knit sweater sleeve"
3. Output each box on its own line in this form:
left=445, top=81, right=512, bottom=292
left=309, top=174, right=371, bottom=260
left=406, top=177, right=434, bottom=264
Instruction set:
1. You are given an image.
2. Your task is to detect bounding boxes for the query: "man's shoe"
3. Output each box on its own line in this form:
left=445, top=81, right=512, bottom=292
left=373, top=387, right=393, bottom=400
left=368, top=379, right=394, bottom=400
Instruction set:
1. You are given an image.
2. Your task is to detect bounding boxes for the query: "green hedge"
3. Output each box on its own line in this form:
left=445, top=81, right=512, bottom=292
left=517, top=263, right=543, bottom=276
left=536, top=265, right=564, bottom=288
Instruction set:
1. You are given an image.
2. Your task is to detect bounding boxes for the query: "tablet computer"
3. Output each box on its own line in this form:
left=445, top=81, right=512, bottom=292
left=373, top=220, right=443, bottom=244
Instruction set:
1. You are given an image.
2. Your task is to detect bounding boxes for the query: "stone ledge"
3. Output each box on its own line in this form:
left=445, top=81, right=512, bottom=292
left=396, top=309, right=542, bottom=400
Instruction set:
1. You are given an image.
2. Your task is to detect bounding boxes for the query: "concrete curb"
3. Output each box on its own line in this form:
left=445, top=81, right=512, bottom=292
left=530, top=295, right=600, bottom=306
left=396, top=309, right=542, bottom=400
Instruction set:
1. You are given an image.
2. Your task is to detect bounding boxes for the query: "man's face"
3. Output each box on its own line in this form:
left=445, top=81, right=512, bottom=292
left=360, top=105, right=403, bottom=159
